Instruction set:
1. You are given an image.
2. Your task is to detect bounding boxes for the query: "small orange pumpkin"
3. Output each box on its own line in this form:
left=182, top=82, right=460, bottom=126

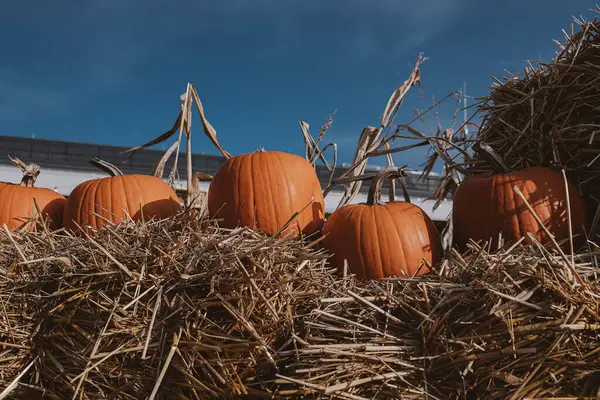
left=63, top=158, right=181, bottom=234
left=452, top=143, right=588, bottom=251
left=207, top=150, right=325, bottom=237
left=0, top=157, right=67, bottom=231
left=322, top=167, right=442, bottom=280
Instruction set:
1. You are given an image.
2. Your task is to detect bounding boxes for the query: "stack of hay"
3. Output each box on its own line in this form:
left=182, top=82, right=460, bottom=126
left=0, top=216, right=340, bottom=399
left=0, top=215, right=598, bottom=399
left=464, top=13, right=600, bottom=224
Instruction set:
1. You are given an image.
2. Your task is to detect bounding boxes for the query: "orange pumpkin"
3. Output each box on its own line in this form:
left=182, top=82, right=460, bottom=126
left=322, top=167, right=442, bottom=280
left=63, top=158, right=181, bottom=234
left=453, top=167, right=588, bottom=251
left=0, top=157, right=66, bottom=231
left=453, top=142, right=588, bottom=250
left=207, top=150, right=325, bottom=237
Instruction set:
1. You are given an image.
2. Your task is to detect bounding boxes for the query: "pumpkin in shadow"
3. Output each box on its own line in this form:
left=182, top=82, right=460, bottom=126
left=453, top=152, right=588, bottom=251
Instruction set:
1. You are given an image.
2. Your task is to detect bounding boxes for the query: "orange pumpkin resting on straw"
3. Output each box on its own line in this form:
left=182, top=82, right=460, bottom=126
left=207, top=149, right=325, bottom=237
left=63, top=158, right=181, bottom=234
left=452, top=142, right=588, bottom=250
left=0, top=156, right=66, bottom=231
left=322, top=166, right=442, bottom=281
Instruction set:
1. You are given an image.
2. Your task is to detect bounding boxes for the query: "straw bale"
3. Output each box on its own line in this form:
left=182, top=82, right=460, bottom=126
left=0, top=215, right=341, bottom=398
left=0, top=215, right=598, bottom=399
left=278, top=242, right=600, bottom=399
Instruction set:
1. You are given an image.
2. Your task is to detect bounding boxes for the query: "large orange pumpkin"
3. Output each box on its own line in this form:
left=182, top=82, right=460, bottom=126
left=453, top=143, right=588, bottom=250
left=0, top=157, right=66, bottom=231
left=207, top=150, right=325, bottom=237
left=322, top=167, right=442, bottom=280
left=453, top=166, right=588, bottom=251
left=63, top=158, right=181, bottom=234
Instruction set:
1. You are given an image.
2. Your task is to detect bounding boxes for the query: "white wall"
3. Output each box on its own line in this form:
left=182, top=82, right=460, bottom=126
left=0, top=165, right=452, bottom=220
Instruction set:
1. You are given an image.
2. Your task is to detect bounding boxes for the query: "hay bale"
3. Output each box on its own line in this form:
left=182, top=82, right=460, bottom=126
left=0, top=215, right=341, bottom=398
left=464, top=14, right=600, bottom=219
left=279, top=243, right=600, bottom=399
left=0, top=215, right=598, bottom=399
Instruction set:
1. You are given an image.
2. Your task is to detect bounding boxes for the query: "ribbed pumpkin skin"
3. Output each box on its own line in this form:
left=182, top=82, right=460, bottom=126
left=63, top=175, right=181, bottom=233
left=322, top=202, right=442, bottom=280
left=207, top=151, right=325, bottom=237
left=0, top=183, right=66, bottom=230
left=453, top=166, right=588, bottom=250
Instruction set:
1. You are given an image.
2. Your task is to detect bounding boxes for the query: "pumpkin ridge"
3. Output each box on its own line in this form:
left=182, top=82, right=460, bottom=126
left=383, top=204, right=406, bottom=277
left=26, top=195, right=35, bottom=228
left=261, top=153, right=279, bottom=234
left=409, top=208, right=425, bottom=276
left=235, top=155, right=244, bottom=228
left=89, top=180, right=99, bottom=227
left=491, top=174, right=504, bottom=245
left=243, top=154, right=255, bottom=229
left=515, top=176, right=534, bottom=242
left=355, top=206, right=369, bottom=280
left=247, top=153, right=257, bottom=229
left=371, top=206, right=386, bottom=278
left=518, top=179, right=535, bottom=241
left=275, top=152, right=296, bottom=233
left=109, top=176, right=117, bottom=225
left=336, top=206, right=356, bottom=277
left=401, top=206, right=418, bottom=276
left=101, top=178, right=111, bottom=225
left=501, top=175, right=516, bottom=243
left=6, top=182, right=17, bottom=227
left=532, top=173, right=557, bottom=241
left=270, top=153, right=286, bottom=233
left=129, top=175, right=145, bottom=221
left=0, top=186, right=4, bottom=224
left=119, top=175, right=132, bottom=222
left=78, top=182, right=92, bottom=229
left=123, top=176, right=135, bottom=220
left=90, top=179, right=102, bottom=229
left=24, top=191, right=34, bottom=226
left=400, top=205, right=417, bottom=275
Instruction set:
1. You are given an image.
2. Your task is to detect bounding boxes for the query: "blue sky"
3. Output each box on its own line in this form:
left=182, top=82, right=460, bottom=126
left=1, top=0, right=598, bottom=170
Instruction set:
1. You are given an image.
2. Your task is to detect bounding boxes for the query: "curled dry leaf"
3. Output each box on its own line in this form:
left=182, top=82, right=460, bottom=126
left=152, top=140, right=180, bottom=179
left=122, top=111, right=183, bottom=160
left=190, top=85, right=231, bottom=160
left=380, top=53, right=426, bottom=130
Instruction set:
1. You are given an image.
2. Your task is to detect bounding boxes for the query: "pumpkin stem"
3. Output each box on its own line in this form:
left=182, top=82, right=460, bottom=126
left=185, top=171, right=213, bottom=209
left=194, top=171, right=213, bottom=181
left=189, top=171, right=213, bottom=193
left=473, top=142, right=510, bottom=173
left=9, top=156, right=40, bottom=187
left=367, top=166, right=410, bottom=205
left=89, top=157, right=124, bottom=177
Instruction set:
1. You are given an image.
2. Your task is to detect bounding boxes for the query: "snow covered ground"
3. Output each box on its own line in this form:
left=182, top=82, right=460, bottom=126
left=1, top=165, right=452, bottom=221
